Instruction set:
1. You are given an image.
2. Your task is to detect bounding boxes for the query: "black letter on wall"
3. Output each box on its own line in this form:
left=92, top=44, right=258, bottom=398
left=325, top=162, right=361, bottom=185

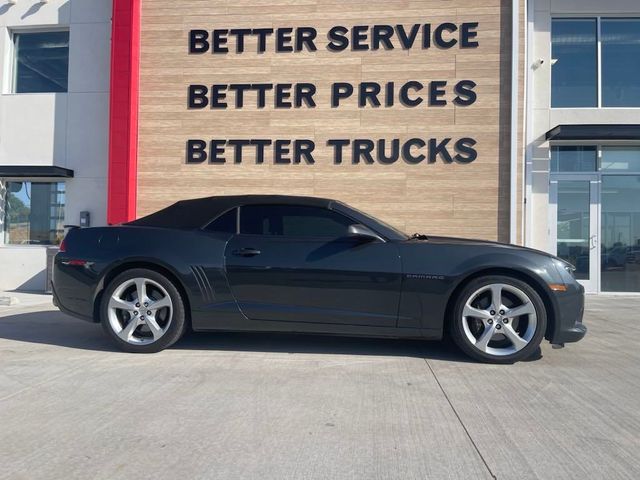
left=188, top=85, right=209, bottom=109
left=189, top=30, right=209, bottom=53
left=186, top=140, right=207, bottom=163
left=453, top=80, right=477, bottom=106
left=454, top=138, right=478, bottom=163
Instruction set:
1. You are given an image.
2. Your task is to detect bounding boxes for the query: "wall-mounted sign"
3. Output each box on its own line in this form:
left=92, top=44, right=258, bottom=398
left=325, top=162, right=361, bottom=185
left=184, top=21, right=480, bottom=166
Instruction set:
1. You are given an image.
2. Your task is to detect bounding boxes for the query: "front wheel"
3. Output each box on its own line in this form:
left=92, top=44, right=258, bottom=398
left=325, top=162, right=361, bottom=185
left=100, top=268, right=187, bottom=353
left=449, top=275, right=547, bottom=364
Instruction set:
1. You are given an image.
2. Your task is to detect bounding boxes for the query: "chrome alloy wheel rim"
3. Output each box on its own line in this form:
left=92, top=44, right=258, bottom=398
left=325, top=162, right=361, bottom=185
left=108, top=278, right=173, bottom=345
left=461, top=283, right=537, bottom=357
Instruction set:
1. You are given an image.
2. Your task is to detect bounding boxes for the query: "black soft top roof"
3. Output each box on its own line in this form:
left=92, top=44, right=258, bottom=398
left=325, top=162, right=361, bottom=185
left=127, top=195, right=334, bottom=229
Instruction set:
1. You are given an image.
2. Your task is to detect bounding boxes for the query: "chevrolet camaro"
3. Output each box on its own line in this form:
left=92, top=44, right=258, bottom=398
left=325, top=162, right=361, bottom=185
left=52, top=195, right=586, bottom=363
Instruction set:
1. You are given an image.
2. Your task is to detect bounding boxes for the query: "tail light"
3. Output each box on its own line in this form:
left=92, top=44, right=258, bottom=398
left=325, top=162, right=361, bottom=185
left=59, top=238, right=67, bottom=253
left=63, top=259, right=88, bottom=266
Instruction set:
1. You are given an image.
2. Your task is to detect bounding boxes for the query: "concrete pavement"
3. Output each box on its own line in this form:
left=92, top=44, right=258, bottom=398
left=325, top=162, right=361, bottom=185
left=0, top=295, right=639, bottom=479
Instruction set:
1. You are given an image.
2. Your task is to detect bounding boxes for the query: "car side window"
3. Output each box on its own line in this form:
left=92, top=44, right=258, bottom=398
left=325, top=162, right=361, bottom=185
left=204, top=208, right=237, bottom=234
left=240, top=205, right=354, bottom=237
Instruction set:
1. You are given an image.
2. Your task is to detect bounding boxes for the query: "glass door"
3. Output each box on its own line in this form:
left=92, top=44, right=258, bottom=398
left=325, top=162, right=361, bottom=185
left=549, top=176, right=599, bottom=292
left=600, top=175, right=640, bottom=292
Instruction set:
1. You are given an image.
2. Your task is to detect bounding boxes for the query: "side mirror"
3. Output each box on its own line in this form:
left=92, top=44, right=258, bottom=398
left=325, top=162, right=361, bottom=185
left=348, top=224, right=384, bottom=242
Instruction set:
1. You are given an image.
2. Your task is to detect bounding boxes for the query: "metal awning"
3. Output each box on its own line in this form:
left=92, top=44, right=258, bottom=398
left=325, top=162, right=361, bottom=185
left=545, top=124, right=640, bottom=141
left=0, top=166, right=74, bottom=178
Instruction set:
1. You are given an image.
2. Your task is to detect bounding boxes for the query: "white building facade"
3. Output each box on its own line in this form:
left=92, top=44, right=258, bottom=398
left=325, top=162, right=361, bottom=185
left=526, top=0, right=640, bottom=294
left=0, top=0, right=111, bottom=290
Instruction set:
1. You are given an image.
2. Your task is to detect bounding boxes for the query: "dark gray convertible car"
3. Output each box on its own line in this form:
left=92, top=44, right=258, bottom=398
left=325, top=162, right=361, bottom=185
left=52, top=195, right=586, bottom=363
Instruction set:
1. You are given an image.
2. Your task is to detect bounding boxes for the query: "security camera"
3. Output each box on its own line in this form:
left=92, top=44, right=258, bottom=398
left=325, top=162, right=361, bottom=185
left=532, top=59, right=545, bottom=70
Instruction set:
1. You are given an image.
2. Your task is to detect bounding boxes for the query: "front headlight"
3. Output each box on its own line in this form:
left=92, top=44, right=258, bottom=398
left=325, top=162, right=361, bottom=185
left=554, top=258, right=576, bottom=279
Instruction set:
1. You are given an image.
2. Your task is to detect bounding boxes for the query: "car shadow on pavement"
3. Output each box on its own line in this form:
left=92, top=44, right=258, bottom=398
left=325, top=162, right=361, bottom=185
left=174, top=332, right=542, bottom=362
left=0, top=310, right=541, bottom=363
left=0, top=310, right=116, bottom=352
left=173, top=331, right=476, bottom=362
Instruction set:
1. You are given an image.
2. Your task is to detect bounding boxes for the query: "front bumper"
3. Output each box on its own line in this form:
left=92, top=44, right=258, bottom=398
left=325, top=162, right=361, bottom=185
left=547, top=281, right=587, bottom=344
left=554, top=322, right=587, bottom=344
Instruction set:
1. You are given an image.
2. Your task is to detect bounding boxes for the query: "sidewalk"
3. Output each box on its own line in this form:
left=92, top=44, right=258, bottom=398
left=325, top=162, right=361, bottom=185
left=0, top=291, right=53, bottom=310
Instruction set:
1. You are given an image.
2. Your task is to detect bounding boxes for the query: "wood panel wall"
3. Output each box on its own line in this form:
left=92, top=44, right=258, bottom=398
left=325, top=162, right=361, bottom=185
left=137, top=0, right=522, bottom=241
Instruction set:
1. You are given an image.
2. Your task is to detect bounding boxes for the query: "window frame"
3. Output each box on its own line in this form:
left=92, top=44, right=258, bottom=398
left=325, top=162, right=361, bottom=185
left=235, top=204, right=360, bottom=240
left=551, top=15, right=640, bottom=109
left=549, top=141, right=640, bottom=175
left=1, top=179, right=66, bottom=247
left=7, top=26, right=70, bottom=95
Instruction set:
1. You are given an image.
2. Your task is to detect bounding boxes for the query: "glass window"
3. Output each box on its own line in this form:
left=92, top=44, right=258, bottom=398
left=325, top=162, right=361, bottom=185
left=13, top=31, right=69, bottom=93
left=556, top=181, right=591, bottom=280
left=551, top=146, right=597, bottom=172
left=240, top=205, right=354, bottom=237
left=601, top=18, right=640, bottom=107
left=551, top=18, right=598, bottom=108
left=3, top=182, right=65, bottom=245
left=601, top=147, right=640, bottom=172
left=601, top=175, right=640, bottom=292
left=204, top=208, right=237, bottom=234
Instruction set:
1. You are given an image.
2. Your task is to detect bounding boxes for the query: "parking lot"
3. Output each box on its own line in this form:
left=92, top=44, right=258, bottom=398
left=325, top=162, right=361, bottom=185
left=1, top=295, right=639, bottom=480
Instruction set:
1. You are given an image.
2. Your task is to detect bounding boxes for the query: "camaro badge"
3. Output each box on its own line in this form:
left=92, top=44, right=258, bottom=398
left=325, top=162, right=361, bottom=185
left=406, top=274, right=446, bottom=280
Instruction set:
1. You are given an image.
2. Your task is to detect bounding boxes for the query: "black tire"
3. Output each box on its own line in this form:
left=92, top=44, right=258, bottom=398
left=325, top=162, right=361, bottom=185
left=449, top=275, right=547, bottom=364
left=100, top=268, right=187, bottom=353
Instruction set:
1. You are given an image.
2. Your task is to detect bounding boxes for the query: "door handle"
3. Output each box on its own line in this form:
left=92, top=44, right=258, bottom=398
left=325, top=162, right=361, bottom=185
left=232, top=248, right=261, bottom=257
left=590, top=235, right=597, bottom=250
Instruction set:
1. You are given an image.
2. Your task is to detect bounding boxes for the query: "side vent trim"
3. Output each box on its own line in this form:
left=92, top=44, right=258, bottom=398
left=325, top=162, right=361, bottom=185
left=190, top=265, right=214, bottom=303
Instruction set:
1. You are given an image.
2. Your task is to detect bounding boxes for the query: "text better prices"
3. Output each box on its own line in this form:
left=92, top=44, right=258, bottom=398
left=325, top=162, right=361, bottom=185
left=187, top=81, right=477, bottom=109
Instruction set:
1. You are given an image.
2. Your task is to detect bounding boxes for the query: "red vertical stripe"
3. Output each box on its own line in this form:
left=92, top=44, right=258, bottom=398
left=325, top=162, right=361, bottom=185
left=107, top=0, right=140, bottom=224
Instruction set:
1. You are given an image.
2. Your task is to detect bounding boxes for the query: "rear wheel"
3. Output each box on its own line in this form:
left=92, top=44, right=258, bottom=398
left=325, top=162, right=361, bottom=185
left=449, top=275, right=547, bottom=364
left=100, top=268, right=187, bottom=353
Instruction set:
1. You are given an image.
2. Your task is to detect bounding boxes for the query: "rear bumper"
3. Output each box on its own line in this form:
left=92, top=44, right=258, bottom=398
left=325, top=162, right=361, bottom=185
left=51, top=262, right=97, bottom=323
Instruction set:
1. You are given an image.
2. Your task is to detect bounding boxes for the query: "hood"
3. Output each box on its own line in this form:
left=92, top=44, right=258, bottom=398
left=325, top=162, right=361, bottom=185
left=405, top=235, right=555, bottom=258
